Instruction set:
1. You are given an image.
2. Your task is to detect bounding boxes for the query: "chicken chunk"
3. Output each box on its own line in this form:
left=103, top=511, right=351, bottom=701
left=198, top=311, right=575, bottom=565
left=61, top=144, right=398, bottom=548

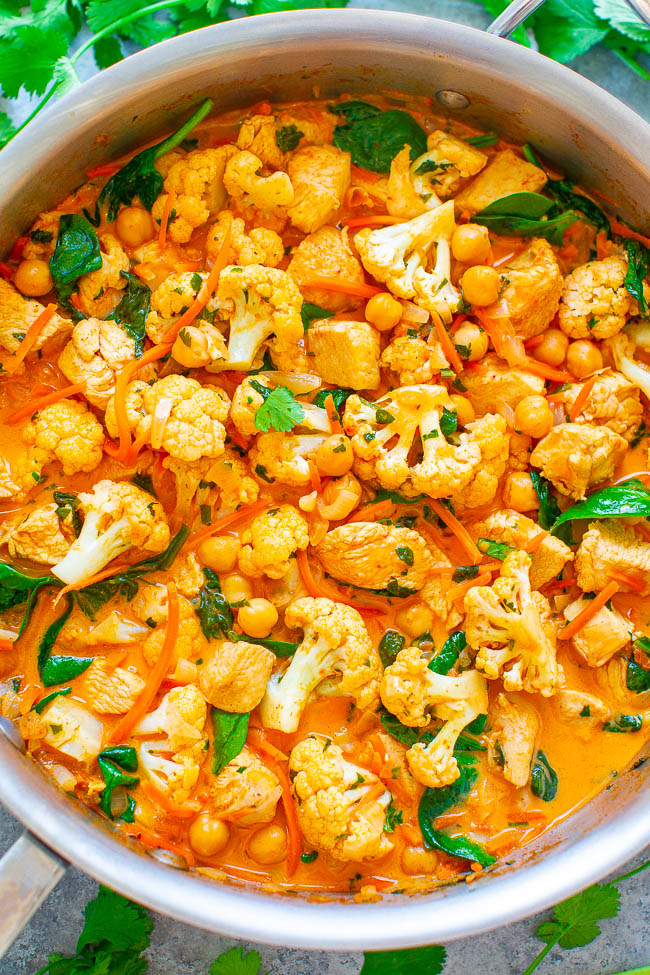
left=287, top=144, right=351, bottom=234
left=208, top=745, right=282, bottom=825
left=486, top=693, right=539, bottom=788
left=453, top=149, right=547, bottom=215
left=306, top=320, right=381, bottom=390
left=563, top=595, right=632, bottom=667
left=287, top=226, right=366, bottom=313
left=556, top=689, right=612, bottom=733
left=199, top=641, right=274, bottom=713
left=561, top=370, right=643, bottom=443
left=491, top=239, right=563, bottom=339
left=238, top=504, right=309, bottom=579
left=530, top=423, right=627, bottom=500
left=142, top=595, right=208, bottom=668
left=471, top=509, right=573, bottom=589
left=460, top=353, right=545, bottom=416
left=576, top=519, right=650, bottom=595
left=0, top=278, right=70, bottom=354
left=0, top=502, right=73, bottom=565
left=558, top=255, right=637, bottom=340
left=82, top=661, right=146, bottom=715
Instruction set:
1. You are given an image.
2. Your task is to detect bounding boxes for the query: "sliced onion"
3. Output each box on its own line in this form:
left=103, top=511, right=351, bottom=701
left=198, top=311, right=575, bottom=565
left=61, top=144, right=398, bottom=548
left=256, top=371, right=322, bottom=394
left=552, top=404, right=566, bottom=426
left=496, top=401, right=516, bottom=428
left=400, top=300, right=429, bottom=324
left=51, top=764, right=77, bottom=793
left=150, top=397, right=174, bottom=450
left=298, top=490, right=318, bottom=512
left=298, top=403, right=332, bottom=433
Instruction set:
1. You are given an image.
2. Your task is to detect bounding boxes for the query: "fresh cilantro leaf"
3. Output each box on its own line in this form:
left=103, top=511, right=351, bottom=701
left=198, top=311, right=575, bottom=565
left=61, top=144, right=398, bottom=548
left=595, top=0, right=650, bottom=42
left=253, top=384, right=305, bottom=433
left=76, top=885, right=153, bottom=953
left=209, top=946, right=265, bottom=975
left=106, top=271, right=151, bottom=356
left=212, top=708, right=249, bottom=775
left=383, top=796, right=403, bottom=833
left=93, top=34, right=123, bottom=69
left=533, top=0, right=609, bottom=61
left=52, top=56, right=80, bottom=97
left=537, top=881, right=620, bottom=949
left=361, top=945, right=447, bottom=975
left=0, top=26, right=68, bottom=97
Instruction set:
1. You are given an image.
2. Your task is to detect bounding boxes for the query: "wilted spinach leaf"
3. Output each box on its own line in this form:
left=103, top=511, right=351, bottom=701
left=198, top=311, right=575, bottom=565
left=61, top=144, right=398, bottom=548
left=212, top=708, right=249, bottom=775
left=49, top=213, right=102, bottom=306
left=623, top=240, right=650, bottom=318
left=331, top=101, right=427, bottom=173
left=531, top=750, right=558, bottom=801
left=301, top=302, right=333, bottom=331
left=106, top=271, right=151, bottom=356
left=194, top=568, right=234, bottom=640
left=378, top=629, right=406, bottom=668
left=418, top=763, right=495, bottom=867
left=276, top=124, right=303, bottom=152
left=474, top=192, right=578, bottom=245
left=429, top=630, right=466, bottom=675
left=551, top=480, right=650, bottom=533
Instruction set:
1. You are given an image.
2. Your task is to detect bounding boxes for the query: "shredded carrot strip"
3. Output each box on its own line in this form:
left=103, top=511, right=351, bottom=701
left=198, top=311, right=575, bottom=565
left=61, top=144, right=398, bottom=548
left=425, top=499, right=482, bottom=563
left=6, top=383, right=85, bottom=425
left=558, top=581, right=620, bottom=640
left=176, top=260, right=203, bottom=272
left=524, top=357, right=573, bottom=383
left=161, top=220, right=232, bottom=343
left=474, top=310, right=526, bottom=367
left=112, top=342, right=173, bottom=461
left=132, top=263, right=157, bottom=282
left=447, top=569, right=493, bottom=602
left=10, top=237, right=27, bottom=262
left=343, top=215, right=402, bottom=228
left=434, top=811, right=468, bottom=829
left=568, top=375, right=596, bottom=422
left=54, top=563, right=130, bottom=605
left=186, top=500, right=271, bottom=550
left=247, top=727, right=289, bottom=762
left=86, top=161, right=121, bottom=179
left=297, top=547, right=328, bottom=598
left=255, top=751, right=301, bottom=875
left=123, top=428, right=151, bottom=466
left=298, top=276, right=382, bottom=299
left=0, top=262, right=13, bottom=280
left=141, top=781, right=201, bottom=818
left=4, top=305, right=57, bottom=374
left=158, top=189, right=176, bottom=247
left=610, top=217, right=650, bottom=248
left=524, top=334, right=545, bottom=350
left=542, top=577, right=577, bottom=593
left=346, top=499, right=394, bottom=524
left=323, top=393, right=343, bottom=434
left=431, top=311, right=463, bottom=375
left=609, top=570, right=645, bottom=594
left=523, top=530, right=549, bottom=553
left=368, top=733, right=387, bottom=764
left=355, top=780, right=388, bottom=812
left=0, top=638, right=15, bottom=652
left=108, top=582, right=179, bottom=742
left=506, top=809, right=547, bottom=823
left=308, top=459, right=322, bottom=494
left=484, top=829, right=524, bottom=855
left=122, top=824, right=195, bottom=865
left=400, top=822, right=422, bottom=846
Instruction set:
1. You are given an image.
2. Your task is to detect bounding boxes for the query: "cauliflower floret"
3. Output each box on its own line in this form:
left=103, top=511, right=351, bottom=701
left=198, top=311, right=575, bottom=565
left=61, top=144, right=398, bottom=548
left=236, top=114, right=286, bottom=169
left=453, top=414, right=510, bottom=510
left=151, top=146, right=238, bottom=244
left=411, top=130, right=488, bottom=201
left=208, top=745, right=281, bottom=825
left=199, top=640, right=274, bottom=712
left=287, top=226, right=366, bottom=313
left=105, top=374, right=230, bottom=463
left=22, top=210, right=62, bottom=261
left=39, top=697, right=104, bottom=763
left=134, top=685, right=208, bottom=803
left=485, top=692, right=539, bottom=788
left=453, top=149, right=547, bottom=214
left=146, top=270, right=220, bottom=344
left=141, top=595, right=208, bottom=667
left=576, top=519, right=650, bottom=595
left=464, top=550, right=561, bottom=696
left=58, top=317, right=152, bottom=411
left=77, top=234, right=129, bottom=318
left=489, top=239, right=563, bottom=339
left=530, top=423, right=627, bottom=500
left=259, top=597, right=382, bottom=732
left=472, top=509, right=574, bottom=589
left=238, top=504, right=309, bottom=579
left=57, top=610, right=150, bottom=652
left=460, top=353, right=545, bottom=416
left=52, top=479, right=170, bottom=586
left=161, top=455, right=218, bottom=521
left=380, top=645, right=488, bottom=788
left=307, top=320, right=381, bottom=390
left=0, top=279, right=70, bottom=354
left=224, top=150, right=294, bottom=213
left=171, top=553, right=204, bottom=599
left=381, top=335, right=449, bottom=386
left=213, top=264, right=303, bottom=371
left=562, top=369, right=643, bottom=442
left=314, top=522, right=435, bottom=594
left=563, top=595, right=632, bottom=667
left=82, top=661, right=146, bottom=715
left=289, top=734, right=392, bottom=861
left=0, top=502, right=72, bottom=564
left=605, top=331, right=650, bottom=409
left=204, top=448, right=260, bottom=513
left=354, top=202, right=459, bottom=323
left=249, top=432, right=326, bottom=486
left=286, top=144, right=351, bottom=234
left=558, top=255, right=637, bottom=340
left=385, top=147, right=430, bottom=219
left=206, top=210, right=283, bottom=268
left=22, top=400, right=104, bottom=478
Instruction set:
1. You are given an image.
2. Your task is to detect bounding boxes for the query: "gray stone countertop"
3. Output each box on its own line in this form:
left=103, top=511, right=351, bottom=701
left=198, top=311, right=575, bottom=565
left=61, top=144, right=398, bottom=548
left=1, top=1, right=649, bottom=971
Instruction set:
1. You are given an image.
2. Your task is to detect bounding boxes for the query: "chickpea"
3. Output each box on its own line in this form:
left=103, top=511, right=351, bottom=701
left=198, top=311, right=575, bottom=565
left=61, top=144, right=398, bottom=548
left=248, top=824, right=288, bottom=865
left=451, top=223, right=491, bottom=265
left=238, top=597, right=278, bottom=638
left=401, top=845, right=439, bottom=875
left=189, top=813, right=230, bottom=857
left=115, top=205, right=155, bottom=248
left=514, top=395, right=554, bottom=439
left=198, top=535, right=241, bottom=573
left=172, top=326, right=209, bottom=369
left=221, top=573, right=253, bottom=605
left=395, top=603, right=434, bottom=639
left=502, top=472, right=540, bottom=513
left=13, top=259, right=53, bottom=297
left=365, top=292, right=403, bottom=331
left=566, top=339, right=603, bottom=379
left=315, top=434, right=354, bottom=477
left=454, top=322, right=488, bottom=363
left=533, top=328, right=569, bottom=368
left=448, top=393, right=475, bottom=427
left=460, top=265, right=501, bottom=307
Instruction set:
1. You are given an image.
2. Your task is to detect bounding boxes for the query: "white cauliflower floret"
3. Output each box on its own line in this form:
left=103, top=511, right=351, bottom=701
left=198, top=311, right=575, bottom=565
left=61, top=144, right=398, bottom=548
left=259, top=597, right=382, bottom=733
left=249, top=432, right=327, bottom=486
left=558, top=255, right=637, bottom=340
left=52, top=479, right=170, bottom=586
left=453, top=149, right=547, bottom=214
left=307, top=320, right=381, bottom=390
left=230, top=377, right=330, bottom=438
left=134, top=685, right=208, bottom=803
left=380, top=644, right=488, bottom=788
left=420, top=575, right=463, bottom=631
left=314, top=521, right=435, bottom=593
left=472, top=509, right=573, bottom=589
left=485, top=692, right=539, bottom=788
left=0, top=278, right=70, bottom=354
left=607, top=331, right=650, bottom=407
left=563, top=595, right=632, bottom=667
left=354, top=201, right=459, bottom=323
left=82, top=661, right=146, bottom=715
left=238, top=504, right=309, bottom=579
left=199, top=640, right=274, bottom=712
left=151, top=146, right=237, bottom=243
left=530, top=422, right=627, bottom=500
left=77, top=234, right=130, bottom=318
left=286, top=144, right=351, bottom=233
left=203, top=448, right=260, bottom=513
left=490, top=239, right=563, bottom=339
left=0, top=502, right=72, bottom=564
left=410, top=130, right=487, bottom=201
left=206, top=210, right=283, bottom=268
left=22, top=400, right=104, bottom=478
left=289, top=734, right=393, bottom=861
left=385, top=147, right=430, bottom=219
left=141, top=595, right=207, bottom=669
left=208, top=745, right=281, bottom=825
left=146, top=270, right=220, bottom=344
left=287, top=226, right=366, bottom=313
left=39, top=697, right=104, bottom=763
left=576, top=519, right=650, bottom=595
left=161, top=455, right=218, bottom=521
left=224, top=150, right=294, bottom=212
left=214, top=264, right=303, bottom=371
left=236, top=114, right=286, bottom=169
left=562, top=368, right=643, bottom=442
left=22, top=210, right=62, bottom=261
left=464, top=551, right=561, bottom=697
left=453, top=414, right=511, bottom=511
left=105, top=374, right=230, bottom=463
left=58, top=317, right=152, bottom=410
left=381, top=335, right=449, bottom=386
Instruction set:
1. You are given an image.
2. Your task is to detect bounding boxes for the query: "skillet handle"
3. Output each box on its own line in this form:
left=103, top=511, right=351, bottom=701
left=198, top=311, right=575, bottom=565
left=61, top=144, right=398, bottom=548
left=0, top=831, right=67, bottom=960
left=486, top=0, right=548, bottom=36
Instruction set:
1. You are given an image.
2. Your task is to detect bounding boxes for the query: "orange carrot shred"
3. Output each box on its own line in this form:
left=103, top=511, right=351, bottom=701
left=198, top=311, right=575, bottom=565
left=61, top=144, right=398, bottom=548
left=158, top=188, right=176, bottom=247
left=4, top=305, right=57, bottom=374
left=474, top=310, right=527, bottom=367
left=254, top=750, right=301, bottom=875
left=122, top=824, right=195, bottom=865
left=6, top=383, right=85, bottom=424
left=558, top=581, right=620, bottom=640
left=609, top=570, right=645, bottom=594
left=346, top=498, right=394, bottom=524
left=447, top=569, right=493, bottom=602
left=568, top=375, right=596, bottom=422
left=298, top=276, right=382, bottom=299
left=523, top=530, right=549, bottom=553
left=141, top=781, right=201, bottom=818
left=355, top=780, right=388, bottom=812
left=323, top=393, right=343, bottom=434
left=524, top=357, right=573, bottom=383
left=247, top=727, right=289, bottom=762
left=186, top=500, right=271, bottom=551
left=297, top=547, right=327, bottom=598
left=308, top=459, right=322, bottom=494
left=431, top=310, right=464, bottom=375
left=425, top=499, right=483, bottom=563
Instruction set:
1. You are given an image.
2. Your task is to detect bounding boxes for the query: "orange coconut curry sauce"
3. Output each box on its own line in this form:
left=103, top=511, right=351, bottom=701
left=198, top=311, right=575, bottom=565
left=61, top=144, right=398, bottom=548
left=1, top=92, right=649, bottom=899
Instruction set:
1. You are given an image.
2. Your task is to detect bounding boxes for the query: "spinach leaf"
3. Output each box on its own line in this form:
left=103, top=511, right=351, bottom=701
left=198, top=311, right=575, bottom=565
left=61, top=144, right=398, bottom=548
left=276, top=124, right=303, bottom=152
left=212, top=708, right=249, bottom=775
left=454, top=731, right=486, bottom=752
left=418, top=763, right=495, bottom=867
left=0, top=562, right=53, bottom=625
left=546, top=177, right=611, bottom=236
left=100, top=745, right=138, bottom=772
left=378, top=629, right=406, bottom=668
left=32, top=686, right=71, bottom=713
left=49, top=213, right=102, bottom=306
left=130, top=473, right=157, bottom=497
left=474, top=192, right=579, bottom=245
left=531, top=750, right=558, bottom=801
left=477, top=537, right=515, bottom=562
left=603, top=714, right=643, bottom=733
left=194, top=568, right=233, bottom=640
left=233, top=633, right=299, bottom=657
left=99, top=98, right=212, bottom=221
left=42, top=655, right=93, bottom=687
left=312, top=387, right=353, bottom=412
left=452, top=565, right=479, bottom=583
left=374, top=488, right=427, bottom=506
left=301, top=302, right=333, bottom=331
left=384, top=797, right=403, bottom=833
left=331, top=102, right=427, bottom=173
left=106, top=271, right=151, bottom=356
left=465, top=712, right=488, bottom=735
left=623, top=240, right=649, bottom=318
left=530, top=471, right=562, bottom=530
left=551, top=480, right=650, bottom=533
left=37, top=597, right=73, bottom=674
left=379, top=708, right=420, bottom=748
left=53, top=490, right=82, bottom=536
left=626, top=657, right=650, bottom=693
left=429, top=630, right=466, bottom=675
left=98, top=750, right=140, bottom=819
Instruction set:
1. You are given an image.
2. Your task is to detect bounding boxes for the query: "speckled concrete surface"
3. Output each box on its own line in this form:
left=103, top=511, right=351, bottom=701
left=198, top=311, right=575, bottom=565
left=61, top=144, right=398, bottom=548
left=1, top=2, right=649, bottom=971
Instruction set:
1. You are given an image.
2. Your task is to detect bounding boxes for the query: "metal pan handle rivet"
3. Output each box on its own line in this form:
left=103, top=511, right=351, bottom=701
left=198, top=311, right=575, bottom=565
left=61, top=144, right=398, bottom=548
left=436, top=90, right=470, bottom=109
